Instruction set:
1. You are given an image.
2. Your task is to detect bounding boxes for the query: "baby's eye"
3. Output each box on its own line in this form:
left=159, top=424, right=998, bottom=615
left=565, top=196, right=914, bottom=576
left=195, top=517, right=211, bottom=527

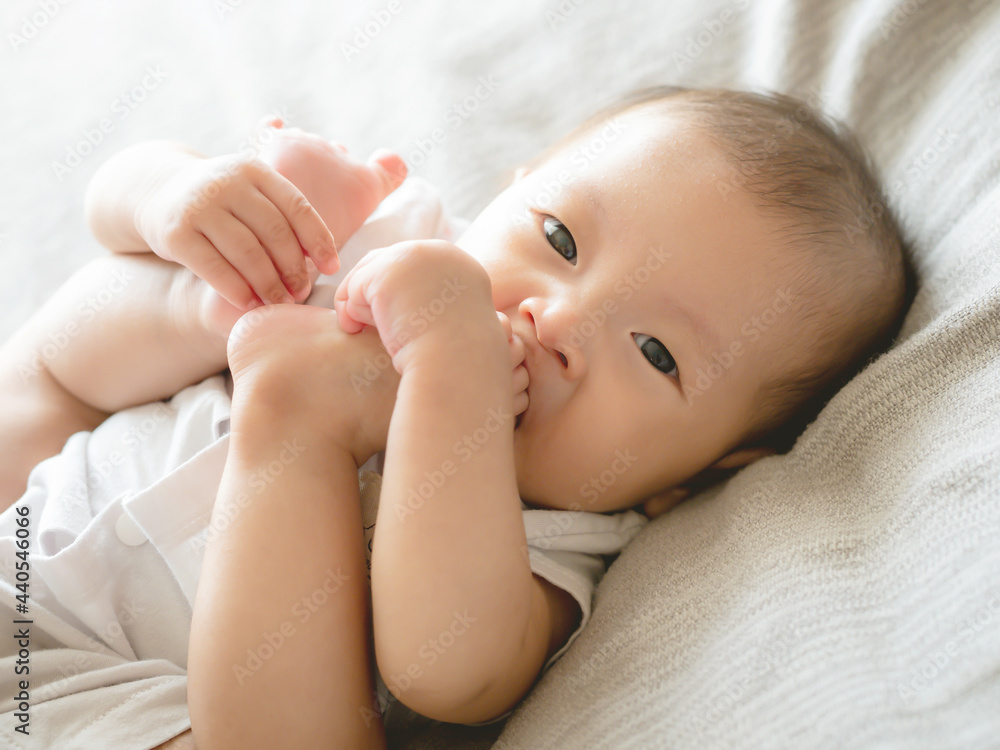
left=543, top=217, right=577, bottom=265
left=633, top=333, right=678, bottom=379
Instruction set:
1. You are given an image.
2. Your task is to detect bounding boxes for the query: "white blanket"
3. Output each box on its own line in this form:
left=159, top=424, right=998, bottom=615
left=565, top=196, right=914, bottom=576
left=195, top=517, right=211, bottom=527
left=2, top=1, right=998, bottom=748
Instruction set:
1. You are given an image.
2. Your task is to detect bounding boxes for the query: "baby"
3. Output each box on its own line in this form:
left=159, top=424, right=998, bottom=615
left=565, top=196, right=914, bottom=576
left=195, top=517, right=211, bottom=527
left=0, top=87, right=909, bottom=749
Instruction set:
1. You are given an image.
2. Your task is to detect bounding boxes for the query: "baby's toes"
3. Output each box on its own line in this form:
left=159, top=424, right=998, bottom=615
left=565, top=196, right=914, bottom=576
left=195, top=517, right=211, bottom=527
left=366, top=149, right=408, bottom=198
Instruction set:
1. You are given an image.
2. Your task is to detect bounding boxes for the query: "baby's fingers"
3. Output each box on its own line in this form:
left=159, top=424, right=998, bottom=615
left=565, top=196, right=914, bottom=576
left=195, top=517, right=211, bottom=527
left=199, top=214, right=294, bottom=306
left=254, top=166, right=339, bottom=275
left=333, top=258, right=378, bottom=334
left=177, top=233, right=259, bottom=312
left=232, top=189, right=316, bottom=301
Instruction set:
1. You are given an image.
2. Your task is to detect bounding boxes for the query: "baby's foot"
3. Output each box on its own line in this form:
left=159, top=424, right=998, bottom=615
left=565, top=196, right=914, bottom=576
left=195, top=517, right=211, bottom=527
left=257, top=122, right=407, bottom=252
left=225, top=304, right=399, bottom=464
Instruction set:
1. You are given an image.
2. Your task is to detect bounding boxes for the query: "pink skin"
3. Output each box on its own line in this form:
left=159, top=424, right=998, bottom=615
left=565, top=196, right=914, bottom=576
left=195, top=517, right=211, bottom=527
left=256, top=118, right=407, bottom=273
left=200, top=119, right=407, bottom=336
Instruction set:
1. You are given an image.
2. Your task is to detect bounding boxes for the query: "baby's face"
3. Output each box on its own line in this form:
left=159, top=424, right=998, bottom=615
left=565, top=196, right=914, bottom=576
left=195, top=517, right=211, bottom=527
left=456, top=105, right=793, bottom=513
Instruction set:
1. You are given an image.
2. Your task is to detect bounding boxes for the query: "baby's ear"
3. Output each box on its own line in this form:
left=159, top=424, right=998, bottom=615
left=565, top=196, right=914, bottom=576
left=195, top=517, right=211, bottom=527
left=641, top=487, right=690, bottom=519
left=709, top=445, right=775, bottom=471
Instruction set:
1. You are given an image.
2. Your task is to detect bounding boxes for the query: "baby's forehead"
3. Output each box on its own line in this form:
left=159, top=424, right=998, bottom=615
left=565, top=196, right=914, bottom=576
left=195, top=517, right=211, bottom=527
left=545, top=101, right=728, bottom=177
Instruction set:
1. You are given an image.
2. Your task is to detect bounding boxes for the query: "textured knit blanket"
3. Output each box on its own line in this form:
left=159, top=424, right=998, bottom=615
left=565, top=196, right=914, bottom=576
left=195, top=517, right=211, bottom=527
left=2, top=1, right=998, bottom=748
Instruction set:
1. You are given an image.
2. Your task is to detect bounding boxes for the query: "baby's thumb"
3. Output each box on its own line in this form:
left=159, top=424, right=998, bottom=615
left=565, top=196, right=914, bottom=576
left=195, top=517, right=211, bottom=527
left=367, top=149, right=408, bottom=198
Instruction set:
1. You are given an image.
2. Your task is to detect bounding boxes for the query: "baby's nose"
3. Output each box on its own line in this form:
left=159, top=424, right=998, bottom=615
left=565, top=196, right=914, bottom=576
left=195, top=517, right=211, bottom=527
left=522, top=303, right=587, bottom=380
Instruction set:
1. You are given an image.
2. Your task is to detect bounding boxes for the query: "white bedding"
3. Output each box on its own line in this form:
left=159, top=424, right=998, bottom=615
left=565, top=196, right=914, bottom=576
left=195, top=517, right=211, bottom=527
left=3, top=1, right=999, bottom=748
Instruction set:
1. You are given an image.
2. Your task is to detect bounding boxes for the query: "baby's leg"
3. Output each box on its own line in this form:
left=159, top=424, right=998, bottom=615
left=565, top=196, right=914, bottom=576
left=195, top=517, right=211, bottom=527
left=187, top=309, right=385, bottom=749
left=0, top=328, right=105, bottom=511
left=0, top=254, right=230, bottom=510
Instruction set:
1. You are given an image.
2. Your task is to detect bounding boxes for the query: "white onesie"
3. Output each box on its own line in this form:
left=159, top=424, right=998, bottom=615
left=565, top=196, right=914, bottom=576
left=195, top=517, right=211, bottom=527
left=0, top=178, right=648, bottom=749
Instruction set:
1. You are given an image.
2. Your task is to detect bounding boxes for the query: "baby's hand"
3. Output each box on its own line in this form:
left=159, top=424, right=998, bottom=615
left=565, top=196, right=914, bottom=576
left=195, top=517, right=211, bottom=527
left=257, top=119, right=407, bottom=252
left=496, top=312, right=529, bottom=418
left=333, top=240, right=497, bottom=371
left=137, top=152, right=336, bottom=311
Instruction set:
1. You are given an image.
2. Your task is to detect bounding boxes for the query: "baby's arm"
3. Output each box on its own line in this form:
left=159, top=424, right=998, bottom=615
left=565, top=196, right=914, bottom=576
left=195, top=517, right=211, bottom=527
left=335, top=243, right=571, bottom=723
